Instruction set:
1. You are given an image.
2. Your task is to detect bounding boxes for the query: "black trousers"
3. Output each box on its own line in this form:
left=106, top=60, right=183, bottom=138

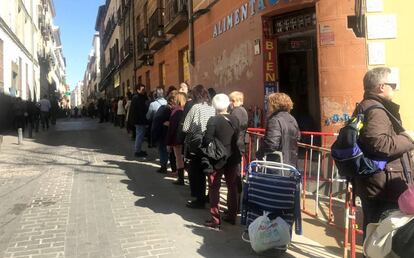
left=360, top=197, right=399, bottom=239
left=188, top=155, right=206, bottom=203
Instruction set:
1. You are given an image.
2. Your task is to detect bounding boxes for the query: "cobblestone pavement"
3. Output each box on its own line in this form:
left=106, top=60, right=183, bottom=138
left=0, top=118, right=342, bottom=258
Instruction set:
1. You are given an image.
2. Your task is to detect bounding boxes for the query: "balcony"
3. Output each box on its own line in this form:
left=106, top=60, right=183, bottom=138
left=102, top=16, right=116, bottom=48
left=148, top=8, right=169, bottom=51
left=119, top=37, right=133, bottom=66
left=136, top=29, right=150, bottom=61
left=164, top=0, right=188, bottom=35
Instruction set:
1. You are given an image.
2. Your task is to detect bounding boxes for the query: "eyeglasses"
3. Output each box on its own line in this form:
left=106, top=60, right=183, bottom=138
left=383, top=82, right=397, bottom=90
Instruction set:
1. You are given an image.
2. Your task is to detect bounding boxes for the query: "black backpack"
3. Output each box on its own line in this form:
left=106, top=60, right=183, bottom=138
left=331, top=104, right=395, bottom=178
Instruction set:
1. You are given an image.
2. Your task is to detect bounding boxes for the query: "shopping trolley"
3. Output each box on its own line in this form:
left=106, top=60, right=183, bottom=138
left=241, top=160, right=302, bottom=252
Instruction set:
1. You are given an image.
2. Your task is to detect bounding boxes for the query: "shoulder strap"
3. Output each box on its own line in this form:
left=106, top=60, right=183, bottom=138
left=359, top=103, right=404, bottom=132
left=360, top=103, right=410, bottom=184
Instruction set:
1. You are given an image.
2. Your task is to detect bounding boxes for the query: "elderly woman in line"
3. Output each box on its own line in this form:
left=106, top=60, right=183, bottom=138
left=256, top=93, right=300, bottom=167
left=182, top=85, right=216, bottom=209
left=203, top=93, right=241, bottom=229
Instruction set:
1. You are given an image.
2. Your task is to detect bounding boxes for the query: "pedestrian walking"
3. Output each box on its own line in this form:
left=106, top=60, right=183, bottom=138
left=38, top=95, right=51, bottom=130
left=97, top=98, right=105, bottom=123
left=117, top=96, right=126, bottom=128
left=353, top=67, right=414, bottom=238
left=182, top=85, right=216, bottom=209
left=128, top=84, right=149, bottom=157
left=256, top=93, right=300, bottom=167
left=203, top=93, right=241, bottom=229
left=125, top=92, right=135, bottom=139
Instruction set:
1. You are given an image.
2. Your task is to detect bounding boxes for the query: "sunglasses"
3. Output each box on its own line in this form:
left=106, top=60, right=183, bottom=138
left=383, top=82, right=397, bottom=90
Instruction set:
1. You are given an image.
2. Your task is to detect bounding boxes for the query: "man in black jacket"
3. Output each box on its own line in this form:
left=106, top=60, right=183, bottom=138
left=128, top=84, right=149, bottom=157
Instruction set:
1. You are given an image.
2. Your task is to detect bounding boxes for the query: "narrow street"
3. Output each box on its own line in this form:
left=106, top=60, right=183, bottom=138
left=0, top=118, right=341, bottom=258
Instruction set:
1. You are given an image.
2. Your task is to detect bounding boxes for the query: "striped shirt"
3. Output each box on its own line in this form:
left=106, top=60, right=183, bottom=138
left=183, top=103, right=215, bottom=142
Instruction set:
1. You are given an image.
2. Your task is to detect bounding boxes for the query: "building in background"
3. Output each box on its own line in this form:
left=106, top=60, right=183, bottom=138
left=38, top=0, right=66, bottom=104
left=98, top=0, right=121, bottom=98
left=82, top=32, right=101, bottom=108
left=0, top=0, right=41, bottom=100
left=70, top=81, right=83, bottom=108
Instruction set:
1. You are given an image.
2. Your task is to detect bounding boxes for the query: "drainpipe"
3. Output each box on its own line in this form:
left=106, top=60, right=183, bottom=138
left=188, top=0, right=195, bottom=65
left=132, top=0, right=137, bottom=86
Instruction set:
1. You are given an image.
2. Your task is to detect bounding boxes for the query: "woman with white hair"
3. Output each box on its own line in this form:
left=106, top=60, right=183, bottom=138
left=202, top=93, right=241, bottom=229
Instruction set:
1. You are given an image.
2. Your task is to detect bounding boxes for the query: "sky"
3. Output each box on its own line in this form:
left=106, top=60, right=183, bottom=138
left=54, top=0, right=105, bottom=90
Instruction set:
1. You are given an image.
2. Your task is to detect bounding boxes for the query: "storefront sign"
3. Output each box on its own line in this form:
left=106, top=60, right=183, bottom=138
left=213, top=0, right=292, bottom=38
left=263, top=39, right=277, bottom=83
left=320, top=24, right=335, bottom=45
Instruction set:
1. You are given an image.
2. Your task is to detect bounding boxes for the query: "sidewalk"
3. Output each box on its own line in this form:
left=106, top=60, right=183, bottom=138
left=0, top=119, right=342, bottom=258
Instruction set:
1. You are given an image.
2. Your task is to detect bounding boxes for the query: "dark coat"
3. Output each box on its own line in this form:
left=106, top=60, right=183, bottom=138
left=128, top=93, right=148, bottom=126
left=354, top=94, right=414, bottom=201
left=231, top=106, right=249, bottom=153
left=166, top=106, right=184, bottom=146
left=203, top=114, right=241, bottom=169
left=256, top=111, right=300, bottom=167
left=151, top=105, right=171, bottom=145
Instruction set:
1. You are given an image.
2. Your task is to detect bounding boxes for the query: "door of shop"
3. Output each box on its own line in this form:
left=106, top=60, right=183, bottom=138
left=277, top=31, right=320, bottom=131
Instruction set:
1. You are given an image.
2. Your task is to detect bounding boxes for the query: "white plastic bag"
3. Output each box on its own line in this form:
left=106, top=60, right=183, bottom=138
left=248, top=212, right=291, bottom=253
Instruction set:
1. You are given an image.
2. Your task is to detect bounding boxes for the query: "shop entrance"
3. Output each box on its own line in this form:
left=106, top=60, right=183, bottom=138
left=273, top=8, right=320, bottom=131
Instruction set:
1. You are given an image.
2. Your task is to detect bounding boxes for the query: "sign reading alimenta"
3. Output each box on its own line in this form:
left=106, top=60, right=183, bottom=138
left=213, top=0, right=292, bottom=38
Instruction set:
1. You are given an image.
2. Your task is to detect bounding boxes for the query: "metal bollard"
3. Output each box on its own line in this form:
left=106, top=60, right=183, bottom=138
left=18, top=128, right=23, bottom=145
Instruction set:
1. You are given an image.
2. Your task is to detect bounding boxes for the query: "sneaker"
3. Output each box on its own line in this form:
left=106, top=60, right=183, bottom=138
left=186, top=200, right=205, bottom=209
left=172, top=179, right=184, bottom=185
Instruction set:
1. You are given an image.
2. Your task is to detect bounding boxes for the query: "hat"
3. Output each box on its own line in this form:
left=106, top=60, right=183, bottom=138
left=399, top=184, right=414, bottom=214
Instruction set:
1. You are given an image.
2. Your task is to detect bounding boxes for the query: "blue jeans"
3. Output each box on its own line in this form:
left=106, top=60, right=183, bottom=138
left=158, top=143, right=168, bottom=167
left=134, top=125, right=146, bottom=153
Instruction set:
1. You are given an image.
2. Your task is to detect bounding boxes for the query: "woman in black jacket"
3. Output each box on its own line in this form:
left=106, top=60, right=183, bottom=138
left=203, top=94, right=241, bottom=229
left=256, top=93, right=300, bottom=167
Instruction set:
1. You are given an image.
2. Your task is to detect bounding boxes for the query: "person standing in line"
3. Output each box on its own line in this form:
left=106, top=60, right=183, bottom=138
left=354, top=67, right=414, bottom=238
left=38, top=94, right=51, bottom=130
left=146, top=87, right=167, bottom=126
left=124, top=92, right=135, bottom=139
left=256, top=93, right=300, bottom=167
left=97, top=98, right=105, bottom=123
left=182, top=85, right=216, bottom=209
left=229, top=91, right=249, bottom=199
left=128, top=84, right=149, bottom=158
left=117, top=96, right=126, bottom=128
left=13, top=97, right=26, bottom=131
left=151, top=90, right=177, bottom=174
left=167, top=92, right=187, bottom=185
left=203, top=94, right=241, bottom=229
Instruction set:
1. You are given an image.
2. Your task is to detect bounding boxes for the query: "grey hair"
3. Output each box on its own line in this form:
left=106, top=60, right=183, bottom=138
left=363, top=67, right=391, bottom=93
left=155, top=87, right=164, bottom=98
left=212, top=93, right=230, bottom=112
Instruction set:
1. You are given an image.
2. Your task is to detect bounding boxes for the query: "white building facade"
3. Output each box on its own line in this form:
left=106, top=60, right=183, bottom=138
left=0, top=0, right=41, bottom=100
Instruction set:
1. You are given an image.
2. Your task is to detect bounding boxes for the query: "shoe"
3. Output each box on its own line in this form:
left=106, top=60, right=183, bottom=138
left=204, top=220, right=221, bottom=230
left=186, top=200, right=205, bottom=209
left=173, top=180, right=184, bottom=185
left=222, top=216, right=236, bottom=225
left=157, top=167, right=167, bottom=174
left=134, top=151, right=148, bottom=158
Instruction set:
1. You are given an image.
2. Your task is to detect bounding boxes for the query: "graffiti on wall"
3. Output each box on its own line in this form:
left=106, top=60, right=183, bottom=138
left=321, top=96, right=353, bottom=126
left=212, top=41, right=254, bottom=89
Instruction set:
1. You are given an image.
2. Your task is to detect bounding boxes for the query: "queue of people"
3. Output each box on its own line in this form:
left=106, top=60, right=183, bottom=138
left=120, top=67, right=414, bottom=248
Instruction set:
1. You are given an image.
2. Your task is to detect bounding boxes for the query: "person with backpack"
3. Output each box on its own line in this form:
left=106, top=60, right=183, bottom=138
left=354, top=67, right=414, bottom=238
left=202, top=94, right=241, bottom=229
